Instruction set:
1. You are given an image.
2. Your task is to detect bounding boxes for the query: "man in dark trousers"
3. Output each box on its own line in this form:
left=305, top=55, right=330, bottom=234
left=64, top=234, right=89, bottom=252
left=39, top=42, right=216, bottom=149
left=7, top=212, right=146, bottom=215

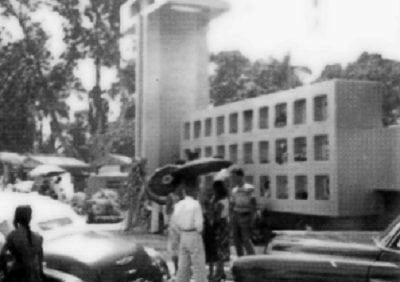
left=230, top=167, right=256, bottom=256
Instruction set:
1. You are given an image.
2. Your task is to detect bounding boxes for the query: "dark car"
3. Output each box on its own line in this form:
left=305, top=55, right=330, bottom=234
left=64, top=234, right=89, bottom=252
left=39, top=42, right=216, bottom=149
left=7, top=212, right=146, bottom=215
left=0, top=192, right=169, bottom=282
left=232, top=215, right=400, bottom=282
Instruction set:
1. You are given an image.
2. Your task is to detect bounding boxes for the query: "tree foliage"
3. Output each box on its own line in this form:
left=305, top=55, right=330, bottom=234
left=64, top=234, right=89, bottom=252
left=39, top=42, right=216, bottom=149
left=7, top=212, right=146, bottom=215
left=0, top=0, right=75, bottom=154
left=210, top=51, right=311, bottom=106
left=316, top=52, right=400, bottom=125
left=52, top=0, right=128, bottom=137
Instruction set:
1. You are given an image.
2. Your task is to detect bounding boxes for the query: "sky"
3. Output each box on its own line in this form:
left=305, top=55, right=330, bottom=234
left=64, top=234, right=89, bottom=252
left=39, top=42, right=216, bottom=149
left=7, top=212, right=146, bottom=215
left=2, top=0, right=400, bottom=117
left=209, top=0, right=400, bottom=79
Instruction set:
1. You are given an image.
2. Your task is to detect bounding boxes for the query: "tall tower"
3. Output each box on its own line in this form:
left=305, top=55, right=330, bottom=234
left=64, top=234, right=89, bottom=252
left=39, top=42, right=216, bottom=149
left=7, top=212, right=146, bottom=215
left=129, top=0, right=229, bottom=231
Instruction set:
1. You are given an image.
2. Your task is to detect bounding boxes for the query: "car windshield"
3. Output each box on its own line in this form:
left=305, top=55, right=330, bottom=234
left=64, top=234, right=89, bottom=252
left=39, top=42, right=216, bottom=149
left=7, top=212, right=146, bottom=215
left=378, top=215, right=400, bottom=243
left=37, top=217, right=74, bottom=231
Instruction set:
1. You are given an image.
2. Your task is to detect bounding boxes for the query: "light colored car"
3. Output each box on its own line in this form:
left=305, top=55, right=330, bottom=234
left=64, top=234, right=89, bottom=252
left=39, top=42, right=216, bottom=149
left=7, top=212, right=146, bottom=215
left=0, top=192, right=169, bottom=282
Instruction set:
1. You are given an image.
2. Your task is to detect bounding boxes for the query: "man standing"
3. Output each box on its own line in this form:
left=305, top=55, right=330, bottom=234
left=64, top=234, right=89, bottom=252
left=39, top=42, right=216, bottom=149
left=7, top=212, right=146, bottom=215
left=171, top=176, right=207, bottom=282
left=230, top=167, right=256, bottom=256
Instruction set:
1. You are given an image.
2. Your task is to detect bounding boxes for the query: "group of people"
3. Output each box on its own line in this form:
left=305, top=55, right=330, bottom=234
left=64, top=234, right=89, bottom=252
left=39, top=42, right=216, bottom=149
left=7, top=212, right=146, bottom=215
left=167, top=167, right=257, bottom=282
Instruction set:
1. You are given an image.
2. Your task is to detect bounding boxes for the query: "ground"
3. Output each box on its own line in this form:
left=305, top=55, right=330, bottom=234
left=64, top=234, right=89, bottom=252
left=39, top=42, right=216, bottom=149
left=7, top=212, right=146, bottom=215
left=91, top=221, right=379, bottom=281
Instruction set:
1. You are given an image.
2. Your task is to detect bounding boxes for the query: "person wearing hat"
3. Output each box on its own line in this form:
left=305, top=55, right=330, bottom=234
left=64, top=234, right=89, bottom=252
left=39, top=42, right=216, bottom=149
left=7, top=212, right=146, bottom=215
left=0, top=205, right=44, bottom=282
left=170, top=176, right=207, bottom=282
left=230, top=167, right=256, bottom=256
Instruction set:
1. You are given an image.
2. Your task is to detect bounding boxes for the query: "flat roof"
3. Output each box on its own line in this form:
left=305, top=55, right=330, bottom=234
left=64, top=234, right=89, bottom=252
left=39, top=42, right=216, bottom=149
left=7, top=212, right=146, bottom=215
left=130, top=0, right=229, bottom=17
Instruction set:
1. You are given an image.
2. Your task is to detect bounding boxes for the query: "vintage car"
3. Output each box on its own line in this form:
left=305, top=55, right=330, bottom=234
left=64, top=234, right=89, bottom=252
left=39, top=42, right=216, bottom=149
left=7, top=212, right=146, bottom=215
left=0, top=192, right=169, bottom=282
left=232, top=216, right=400, bottom=282
left=86, top=189, right=124, bottom=224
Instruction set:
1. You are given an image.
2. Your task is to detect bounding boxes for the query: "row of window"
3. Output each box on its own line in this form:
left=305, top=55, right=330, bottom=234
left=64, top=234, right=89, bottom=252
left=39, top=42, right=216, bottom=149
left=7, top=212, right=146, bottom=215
left=257, top=174, right=330, bottom=200
left=184, top=95, right=328, bottom=139
left=202, top=174, right=330, bottom=201
left=185, top=135, right=329, bottom=164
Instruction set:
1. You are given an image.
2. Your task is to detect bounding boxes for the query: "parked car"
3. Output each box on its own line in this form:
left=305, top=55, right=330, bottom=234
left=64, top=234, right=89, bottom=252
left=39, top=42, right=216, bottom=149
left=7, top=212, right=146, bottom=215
left=86, top=189, right=124, bottom=224
left=232, top=215, right=400, bottom=281
left=0, top=192, right=169, bottom=282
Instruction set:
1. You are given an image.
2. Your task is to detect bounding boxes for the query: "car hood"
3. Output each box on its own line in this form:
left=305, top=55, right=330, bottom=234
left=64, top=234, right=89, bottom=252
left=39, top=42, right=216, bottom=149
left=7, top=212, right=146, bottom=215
left=44, top=230, right=144, bottom=266
left=270, top=231, right=381, bottom=260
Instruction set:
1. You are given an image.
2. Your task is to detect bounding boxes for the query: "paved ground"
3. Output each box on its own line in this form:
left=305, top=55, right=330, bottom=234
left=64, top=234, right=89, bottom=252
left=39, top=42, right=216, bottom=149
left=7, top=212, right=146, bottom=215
left=91, top=221, right=380, bottom=281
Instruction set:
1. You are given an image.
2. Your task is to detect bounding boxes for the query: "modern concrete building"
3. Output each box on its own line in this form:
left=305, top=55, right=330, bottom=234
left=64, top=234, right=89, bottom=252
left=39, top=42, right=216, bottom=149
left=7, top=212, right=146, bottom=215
left=181, top=79, right=400, bottom=227
left=127, top=0, right=229, bottom=231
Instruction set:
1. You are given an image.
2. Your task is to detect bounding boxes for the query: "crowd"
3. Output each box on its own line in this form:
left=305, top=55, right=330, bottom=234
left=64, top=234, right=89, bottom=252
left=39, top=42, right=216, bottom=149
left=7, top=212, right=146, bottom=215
left=167, top=167, right=262, bottom=282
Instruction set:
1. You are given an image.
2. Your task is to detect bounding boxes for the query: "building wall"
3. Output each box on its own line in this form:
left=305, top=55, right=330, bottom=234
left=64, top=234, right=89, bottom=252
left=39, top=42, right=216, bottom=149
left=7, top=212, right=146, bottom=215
left=136, top=2, right=220, bottom=172
left=335, top=81, right=387, bottom=216
left=181, top=80, right=341, bottom=216
left=181, top=79, right=399, bottom=217
left=158, top=7, right=210, bottom=165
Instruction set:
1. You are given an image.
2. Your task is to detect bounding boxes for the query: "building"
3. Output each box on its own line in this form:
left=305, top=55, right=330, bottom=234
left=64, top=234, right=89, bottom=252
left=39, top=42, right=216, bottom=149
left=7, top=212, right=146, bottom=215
left=181, top=79, right=400, bottom=228
left=125, top=0, right=229, bottom=232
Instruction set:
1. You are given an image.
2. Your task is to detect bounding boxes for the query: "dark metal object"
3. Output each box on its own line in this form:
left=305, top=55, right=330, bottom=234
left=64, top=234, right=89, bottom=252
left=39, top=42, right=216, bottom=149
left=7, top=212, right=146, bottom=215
left=146, top=165, right=179, bottom=204
left=172, top=158, right=232, bottom=179
left=232, top=215, right=400, bottom=281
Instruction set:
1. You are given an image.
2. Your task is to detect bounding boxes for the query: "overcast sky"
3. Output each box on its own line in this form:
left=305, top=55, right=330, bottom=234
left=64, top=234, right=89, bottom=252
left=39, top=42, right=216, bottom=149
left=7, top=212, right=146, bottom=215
left=210, top=0, right=400, bottom=77
left=3, top=0, right=400, bottom=116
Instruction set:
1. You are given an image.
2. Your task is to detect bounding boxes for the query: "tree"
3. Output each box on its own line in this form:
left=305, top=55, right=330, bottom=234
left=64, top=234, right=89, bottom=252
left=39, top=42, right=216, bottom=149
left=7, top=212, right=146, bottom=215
left=52, top=0, right=128, bottom=136
left=210, top=51, right=311, bottom=106
left=210, top=51, right=252, bottom=105
left=316, top=52, right=400, bottom=125
left=0, top=0, right=76, bottom=154
left=252, top=55, right=311, bottom=93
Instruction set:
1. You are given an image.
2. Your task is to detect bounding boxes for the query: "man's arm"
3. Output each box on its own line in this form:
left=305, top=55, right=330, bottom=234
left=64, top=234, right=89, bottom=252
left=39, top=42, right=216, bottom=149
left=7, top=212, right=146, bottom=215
left=194, top=201, right=204, bottom=233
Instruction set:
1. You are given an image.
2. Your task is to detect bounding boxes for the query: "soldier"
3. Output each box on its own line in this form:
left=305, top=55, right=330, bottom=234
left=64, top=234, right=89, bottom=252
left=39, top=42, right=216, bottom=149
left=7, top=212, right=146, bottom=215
left=230, top=167, right=256, bottom=256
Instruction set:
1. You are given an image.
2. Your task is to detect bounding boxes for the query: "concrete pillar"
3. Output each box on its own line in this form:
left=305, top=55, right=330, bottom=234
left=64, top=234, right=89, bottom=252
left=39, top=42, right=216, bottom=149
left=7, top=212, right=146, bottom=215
left=131, top=0, right=229, bottom=232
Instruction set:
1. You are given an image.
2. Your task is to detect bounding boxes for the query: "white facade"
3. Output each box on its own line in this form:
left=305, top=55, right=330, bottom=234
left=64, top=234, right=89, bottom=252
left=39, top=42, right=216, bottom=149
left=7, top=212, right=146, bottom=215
left=181, top=80, right=390, bottom=217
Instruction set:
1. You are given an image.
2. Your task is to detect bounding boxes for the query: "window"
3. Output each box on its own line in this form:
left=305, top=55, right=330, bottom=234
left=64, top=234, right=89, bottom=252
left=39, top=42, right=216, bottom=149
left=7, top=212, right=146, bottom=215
left=245, top=175, right=254, bottom=184
left=275, top=139, right=288, bottom=164
left=184, top=122, right=190, bottom=140
left=259, top=175, right=270, bottom=197
left=229, top=144, right=238, bottom=163
left=295, top=175, right=308, bottom=200
left=243, top=110, right=253, bottom=132
left=275, top=103, right=287, bottom=127
left=229, top=113, right=238, bottom=133
left=294, top=99, right=306, bottom=124
left=314, top=135, right=329, bottom=161
left=194, top=148, right=201, bottom=158
left=217, top=116, right=225, bottom=135
left=194, top=120, right=201, bottom=138
left=185, top=148, right=200, bottom=160
left=205, top=146, right=213, bottom=157
left=314, top=95, right=328, bottom=121
left=259, top=141, right=269, bottom=163
left=276, top=175, right=288, bottom=199
left=294, top=137, right=307, bottom=162
left=243, top=142, right=253, bottom=164
left=205, top=118, right=212, bottom=137
left=216, top=145, right=225, bottom=159
left=315, top=175, right=330, bottom=200
left=259, top=106, right=269, bottom=129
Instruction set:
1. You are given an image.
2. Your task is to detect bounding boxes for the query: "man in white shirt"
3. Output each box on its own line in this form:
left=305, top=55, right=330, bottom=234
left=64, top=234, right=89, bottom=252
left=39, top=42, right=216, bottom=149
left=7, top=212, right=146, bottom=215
left=171, top=177, right=207, bottom=282
left=230, top=167, right=256, bottom=256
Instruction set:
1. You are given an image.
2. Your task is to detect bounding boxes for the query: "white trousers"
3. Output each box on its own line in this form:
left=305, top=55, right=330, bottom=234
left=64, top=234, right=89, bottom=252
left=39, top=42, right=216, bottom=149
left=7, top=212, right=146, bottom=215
left=176, top=231, right=207, bottom=282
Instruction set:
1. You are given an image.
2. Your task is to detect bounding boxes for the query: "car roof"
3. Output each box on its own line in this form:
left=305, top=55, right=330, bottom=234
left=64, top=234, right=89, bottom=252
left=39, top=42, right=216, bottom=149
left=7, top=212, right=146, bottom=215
left=0, top=192, right=79, bottom=224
